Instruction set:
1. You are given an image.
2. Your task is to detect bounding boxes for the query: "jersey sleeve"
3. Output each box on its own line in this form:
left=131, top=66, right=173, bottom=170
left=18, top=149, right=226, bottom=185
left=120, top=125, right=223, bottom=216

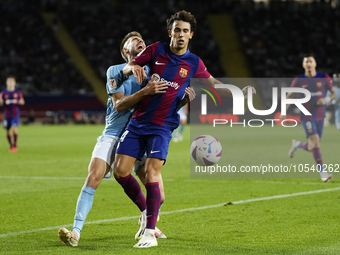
left=325, top=74, right=334, bottom=91
left=291, top=78, right=298, bottom=87
left=134, top=42, right=159, bottom=67
left=106, top=66, right=127, bottom=95
left=18, top=91, right=23, bottom=99
left=194, top=58, right=211, bottom=78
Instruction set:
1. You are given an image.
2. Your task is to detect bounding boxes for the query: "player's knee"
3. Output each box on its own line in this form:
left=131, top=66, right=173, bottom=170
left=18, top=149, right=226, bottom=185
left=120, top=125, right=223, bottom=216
left=113, top=169, right=130, bottom=180
left=86, top=171, right=102, bottom=188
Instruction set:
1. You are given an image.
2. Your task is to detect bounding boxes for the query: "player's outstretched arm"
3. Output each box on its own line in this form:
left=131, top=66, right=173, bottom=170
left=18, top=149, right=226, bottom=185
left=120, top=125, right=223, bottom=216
left=122, top=60, right=146, bottom=84
left=178, top=87, right=196, bottom=110
left=113, top=78, right=168, bottom=113
left=205, top=75, right=256, bottom=97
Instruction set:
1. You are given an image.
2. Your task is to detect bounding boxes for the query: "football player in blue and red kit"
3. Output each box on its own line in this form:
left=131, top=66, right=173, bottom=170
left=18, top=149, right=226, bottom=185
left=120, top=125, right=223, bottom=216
left=114, top=10, right=255, bottom=248
left=0, top=75, right=25, bottom=152
left=281, top=54, right=337, bottom=182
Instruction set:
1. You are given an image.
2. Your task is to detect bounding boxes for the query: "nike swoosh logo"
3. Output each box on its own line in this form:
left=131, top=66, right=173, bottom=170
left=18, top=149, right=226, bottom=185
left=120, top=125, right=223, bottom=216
left=155, top=61, right=165, bottom=65
left=151, top=150, right=160, bottom=154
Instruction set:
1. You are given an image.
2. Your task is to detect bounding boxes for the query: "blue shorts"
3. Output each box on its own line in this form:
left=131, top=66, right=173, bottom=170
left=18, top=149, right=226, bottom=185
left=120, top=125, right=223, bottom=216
left=301, top=119, right=324, bottom=139
left=3, top=117, right=19, bottom=130
left=116, top=118, right=172, bottom=162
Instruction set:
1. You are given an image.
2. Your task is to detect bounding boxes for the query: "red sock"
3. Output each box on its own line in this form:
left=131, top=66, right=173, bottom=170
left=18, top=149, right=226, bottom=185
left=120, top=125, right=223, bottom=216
left=116, top=174, right=146, bottom=212
left=7, top=134, right=12, bottom=148
left=145, top=182, right=161, bottom=229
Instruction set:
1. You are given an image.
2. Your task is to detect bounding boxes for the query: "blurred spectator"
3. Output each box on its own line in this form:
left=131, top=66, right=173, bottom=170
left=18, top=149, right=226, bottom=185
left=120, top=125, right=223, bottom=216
left=24, top=108, right=36, bottom=124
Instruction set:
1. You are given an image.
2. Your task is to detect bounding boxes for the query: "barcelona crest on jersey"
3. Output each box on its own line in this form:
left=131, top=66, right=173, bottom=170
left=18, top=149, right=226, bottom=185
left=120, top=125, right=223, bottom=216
left=179, top=68, right=188, bottom=78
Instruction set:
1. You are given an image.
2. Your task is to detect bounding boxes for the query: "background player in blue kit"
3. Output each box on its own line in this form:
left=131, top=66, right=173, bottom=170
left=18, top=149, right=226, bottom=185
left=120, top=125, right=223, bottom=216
left=281, top=54, right=337, bottom=182
left=58, top=32, right=169, bottom=247
left=114, top=10, right=255, bottom=248
left=0, top=75, right=25, bottom=152
left=327, top=73, right=340, bottom=130
left=172, top=104, right=188, bottom=142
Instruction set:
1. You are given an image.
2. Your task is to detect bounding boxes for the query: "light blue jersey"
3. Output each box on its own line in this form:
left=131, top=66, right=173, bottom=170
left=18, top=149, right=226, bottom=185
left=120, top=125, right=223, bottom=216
left=327, top=86, right=340, bottom=129
left=102, top=63, right=149, bottom=137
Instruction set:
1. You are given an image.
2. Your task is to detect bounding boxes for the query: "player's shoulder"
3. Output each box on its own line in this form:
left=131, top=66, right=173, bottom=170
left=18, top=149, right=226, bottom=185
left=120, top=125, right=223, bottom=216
left=316, top=72, right=330, bottom=78
left=107, top=63, right=127, bottom=75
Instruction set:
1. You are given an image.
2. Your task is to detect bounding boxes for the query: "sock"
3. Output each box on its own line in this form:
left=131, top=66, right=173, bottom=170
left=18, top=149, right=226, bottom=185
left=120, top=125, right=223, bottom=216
left=159, top=202, right=163, bottom=212
left=298, top=142, right=309, bottom=151
left=117, top=174, right=146, bottom=212
left=144, top=228, right=156, bottom=236
left=179, top=124, right=185, bottom=135
left=173, top=129, right=177, bottom=138
left=73, top=185, right=96, bottom=233
left=312, top=148, right=323, bottom=171
left=7, top=134, right=12, bottom=147
left=13, top=134, right=18, bottom=147
left=145, top=182, right=161, bottom=229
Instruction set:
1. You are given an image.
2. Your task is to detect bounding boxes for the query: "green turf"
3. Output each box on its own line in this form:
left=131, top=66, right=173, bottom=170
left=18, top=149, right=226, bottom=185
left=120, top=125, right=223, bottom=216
left=0, top=124, right=339, bottom=254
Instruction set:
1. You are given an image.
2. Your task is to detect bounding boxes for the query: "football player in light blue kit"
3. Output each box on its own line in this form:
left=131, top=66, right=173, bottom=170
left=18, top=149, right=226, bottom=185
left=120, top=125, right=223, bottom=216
left=58, top=32, right=169, bottom=247
left=327, top=73, right=340, bottom=129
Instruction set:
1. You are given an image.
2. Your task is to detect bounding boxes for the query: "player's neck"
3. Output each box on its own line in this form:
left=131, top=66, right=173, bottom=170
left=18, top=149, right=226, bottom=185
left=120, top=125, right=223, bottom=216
left=305, top=70, right=316, bottom=77
left=170, top=45, right=187, bottom=55
left=127, top=54, right=136, bottom=63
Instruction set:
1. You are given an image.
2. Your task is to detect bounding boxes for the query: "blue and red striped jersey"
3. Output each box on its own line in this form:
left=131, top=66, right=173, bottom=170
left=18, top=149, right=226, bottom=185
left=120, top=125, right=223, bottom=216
left=133, top=41, right=210, bottom=130
left=1, top=89, right=23, bottom=118
left=291, top=72, right=333, bottom=121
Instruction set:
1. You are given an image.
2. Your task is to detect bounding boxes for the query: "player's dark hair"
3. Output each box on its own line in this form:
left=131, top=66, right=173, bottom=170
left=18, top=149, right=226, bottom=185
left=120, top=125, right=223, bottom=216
left=167, top=10, right=197, bottom=33
left=303, top=53, right=316, bottom=60
left=6, top=75, right=16, bottom=80
left=120, top=31, right=142, bottom=62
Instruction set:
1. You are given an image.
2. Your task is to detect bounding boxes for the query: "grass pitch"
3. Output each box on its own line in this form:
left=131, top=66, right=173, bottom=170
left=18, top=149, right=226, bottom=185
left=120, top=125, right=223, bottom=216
left=0, top=124, right=339, bottom=254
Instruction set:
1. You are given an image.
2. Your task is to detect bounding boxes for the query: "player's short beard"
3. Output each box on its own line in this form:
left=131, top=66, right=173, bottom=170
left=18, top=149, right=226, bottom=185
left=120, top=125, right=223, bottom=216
left=129, top=46, right=139, bottom=58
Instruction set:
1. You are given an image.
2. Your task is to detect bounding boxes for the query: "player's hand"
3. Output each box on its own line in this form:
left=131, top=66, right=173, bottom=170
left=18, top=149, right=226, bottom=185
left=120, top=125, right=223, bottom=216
left=184, top=87, right=196, bottom=102
left=242, top=85, right=256, bottom=96
left=280, top=114, right=286, bottom=121
left=132, top=65, right=146, bottom=84
left=317, top=98, right=326, bottom=106
left=144, top=77, right=168, bottom=95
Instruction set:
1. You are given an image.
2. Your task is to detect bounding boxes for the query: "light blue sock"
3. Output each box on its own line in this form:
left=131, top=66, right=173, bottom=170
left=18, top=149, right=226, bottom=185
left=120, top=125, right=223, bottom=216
left=179, top=124, right=185, bottom=135
left=73, top=185, right=96, bottom=233
left=173, top=129, right=178, bottom=137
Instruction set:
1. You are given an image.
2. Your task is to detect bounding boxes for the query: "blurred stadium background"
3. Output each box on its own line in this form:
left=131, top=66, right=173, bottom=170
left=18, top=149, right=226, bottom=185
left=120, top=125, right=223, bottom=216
left=1, top=0, right=339, bottom=124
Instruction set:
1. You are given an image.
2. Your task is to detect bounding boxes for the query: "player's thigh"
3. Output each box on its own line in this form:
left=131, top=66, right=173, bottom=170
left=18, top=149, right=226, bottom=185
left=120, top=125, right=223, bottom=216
left=116, top=129, right=146, bottom=161
left=145, top=132, right=172, bottom=163
left=301, top=120, right=318, bottom=138
left=11, top=117, right=20, bottom=131
left=91, top=135, right=119, bottom=170
left=114, top=154, right=137, bottom=178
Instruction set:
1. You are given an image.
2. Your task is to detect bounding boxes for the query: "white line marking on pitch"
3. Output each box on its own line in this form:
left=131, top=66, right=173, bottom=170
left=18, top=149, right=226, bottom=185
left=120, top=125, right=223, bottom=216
left=2, top=176, right=338, bottom=186
left=1, top=186, right=340, bottom=238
